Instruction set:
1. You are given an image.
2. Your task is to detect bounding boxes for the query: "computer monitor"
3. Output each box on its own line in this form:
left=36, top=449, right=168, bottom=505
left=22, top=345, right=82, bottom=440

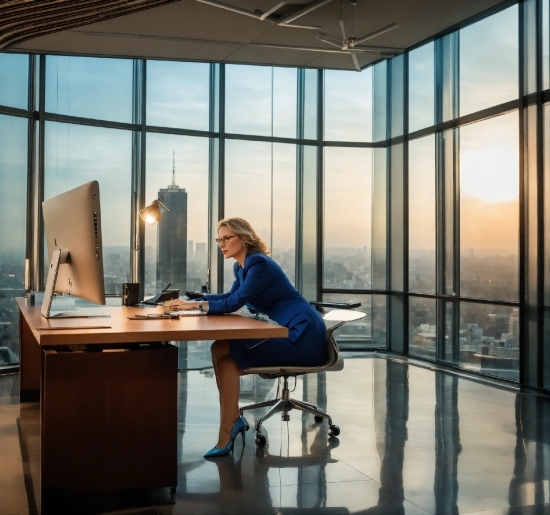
left=41, top=181, right=106, bottom=318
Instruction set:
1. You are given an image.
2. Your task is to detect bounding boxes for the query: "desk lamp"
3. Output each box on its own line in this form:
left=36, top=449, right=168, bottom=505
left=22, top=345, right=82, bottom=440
left=139, top=198, right=170, bottom=224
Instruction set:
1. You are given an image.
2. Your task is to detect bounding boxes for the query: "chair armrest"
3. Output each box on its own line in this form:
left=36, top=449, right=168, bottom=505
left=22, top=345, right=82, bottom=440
left=310, top=301, right=361, bottom=311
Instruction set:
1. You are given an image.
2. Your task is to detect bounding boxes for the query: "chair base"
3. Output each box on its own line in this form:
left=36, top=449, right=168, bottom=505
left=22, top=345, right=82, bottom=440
left=239, top=376, right=337, bottom=440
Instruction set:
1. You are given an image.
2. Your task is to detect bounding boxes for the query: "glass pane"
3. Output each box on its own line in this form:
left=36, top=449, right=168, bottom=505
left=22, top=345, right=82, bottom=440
left=324, top=68, right=372, bottom=142
left=442, top=130, right=457, bottom=295
left=544, top=103, right=550, bottom=305
left=300, top=145, right=318, bottom=300
left=544, top=103, right=550, bottom=388
left=145, top=134, right=210, bottom=297
left=409, top=297, right=437, bottom=360
left=524, top=0, right=537, bottom=96
left=322, top=293, right=373, bottom=345
left=373, top=294, right=387, bottom=347
left=271, top=145, right=297, bottom=283
left=459, top=302, right=519, bottom=381
left=372, top=147, right=387, bottom=289
left=45, top=56, right=133, bottom=123
left=373, top=61, right=388, bottom=142
left=460, top=112, right=519, bottom=301
left=44, top=122, right=132, bottom=295
left=224, top=140, right=297, bottom=291
left=544, top=0, right=550, bottom=91
left=409, top=135, right=436, bottom=294
left=322, top=293, right=386, bottom=348
left=323, top=147, right=372, bottom=289
left=0, top=115, right=27, bottom=366
left=444, top=301, right=457, bottom=362
left=390, top=143, right=404, bottom=291
left=408, top=42, right=435, bottom=132
left=390, top=55, right=404, bottom=138
left=273, top=67, right=298, bottom=138
left=0, top=53, right=29, bottom=109
left=441, top=33, right=459, bottom=123
left=225, top=65, right=297, bottom=138
left=146, top=61, right=210, bottom=131
left=459, top=6, right=519, bottom=116
left=303, top=69, right=318, bottom=140
left=544, top=308, right=550, bottom=388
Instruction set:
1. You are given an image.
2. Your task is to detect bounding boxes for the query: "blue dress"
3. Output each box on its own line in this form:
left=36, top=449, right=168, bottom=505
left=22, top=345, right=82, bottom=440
left=203, top=252, right=328, bottom=370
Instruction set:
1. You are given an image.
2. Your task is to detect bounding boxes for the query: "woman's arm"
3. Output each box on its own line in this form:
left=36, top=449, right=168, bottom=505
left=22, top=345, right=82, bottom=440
left=206, top=254, right=274, bottom=314
left=170, top=264, right=240, bottom=313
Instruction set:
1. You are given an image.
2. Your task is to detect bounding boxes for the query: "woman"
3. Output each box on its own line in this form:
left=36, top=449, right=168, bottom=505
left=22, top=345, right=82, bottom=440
left=170, top=217, right=328, bottom=457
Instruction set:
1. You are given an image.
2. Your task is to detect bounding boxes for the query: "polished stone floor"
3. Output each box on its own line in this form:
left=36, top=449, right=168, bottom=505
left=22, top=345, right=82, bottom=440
left=1, top=354, right=550, bottom=515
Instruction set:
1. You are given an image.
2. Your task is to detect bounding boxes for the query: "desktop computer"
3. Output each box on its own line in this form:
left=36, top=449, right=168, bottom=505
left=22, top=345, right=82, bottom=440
left=41, top=181, right=106, bottom=318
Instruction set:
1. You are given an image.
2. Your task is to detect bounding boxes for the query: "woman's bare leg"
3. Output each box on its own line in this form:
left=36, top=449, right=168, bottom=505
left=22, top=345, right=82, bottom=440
left=211, top=340, right=244, bottom=448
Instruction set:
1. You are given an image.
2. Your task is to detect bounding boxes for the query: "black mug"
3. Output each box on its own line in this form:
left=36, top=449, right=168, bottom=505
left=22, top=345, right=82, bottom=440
left=122, top=283, right=139, bottom=306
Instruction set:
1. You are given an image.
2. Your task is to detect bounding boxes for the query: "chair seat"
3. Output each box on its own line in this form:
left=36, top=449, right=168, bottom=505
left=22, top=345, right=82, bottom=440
left=245, top=354, right=344, bottom=378
left=245, top=364, right=327, bottom=378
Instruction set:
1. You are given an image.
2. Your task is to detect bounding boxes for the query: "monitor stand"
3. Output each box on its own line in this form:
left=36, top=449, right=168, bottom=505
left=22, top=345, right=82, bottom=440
left=41, top=249, right=110, bottom=319
left=48, top=311, right=111, bottom=319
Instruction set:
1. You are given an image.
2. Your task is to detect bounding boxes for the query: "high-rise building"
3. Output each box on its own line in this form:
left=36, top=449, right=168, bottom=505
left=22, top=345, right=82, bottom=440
left=157, top=152, right=187, bottom=291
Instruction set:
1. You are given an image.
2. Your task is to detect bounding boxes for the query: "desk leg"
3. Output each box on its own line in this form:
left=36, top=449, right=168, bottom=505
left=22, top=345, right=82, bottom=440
left=19, top=312, right=41, bottom=402
left=40, top=344, right=178, bottom=508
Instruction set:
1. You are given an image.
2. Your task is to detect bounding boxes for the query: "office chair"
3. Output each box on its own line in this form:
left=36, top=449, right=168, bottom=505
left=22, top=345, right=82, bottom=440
left=240, top=302, right=366, bottom=447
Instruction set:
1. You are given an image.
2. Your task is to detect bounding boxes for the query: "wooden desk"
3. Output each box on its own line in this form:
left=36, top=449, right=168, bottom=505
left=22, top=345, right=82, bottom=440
left=16, top=298, right=287, bottom=510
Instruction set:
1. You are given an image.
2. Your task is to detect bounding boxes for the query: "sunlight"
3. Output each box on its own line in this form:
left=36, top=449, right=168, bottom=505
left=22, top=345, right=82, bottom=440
left=460, top=112, right=519, bottom=203
left=460, top=144, right=519, bottom=203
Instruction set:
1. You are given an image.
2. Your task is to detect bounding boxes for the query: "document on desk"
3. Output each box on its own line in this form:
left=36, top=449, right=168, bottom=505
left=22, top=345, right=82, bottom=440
left=36, top=326, right=112, bottom=330
left=127, top=314, right=180, bottom=320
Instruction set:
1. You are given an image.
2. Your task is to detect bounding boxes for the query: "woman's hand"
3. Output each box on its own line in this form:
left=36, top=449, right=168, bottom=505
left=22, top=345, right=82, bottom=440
left=170, top=299, right=198, bottom=311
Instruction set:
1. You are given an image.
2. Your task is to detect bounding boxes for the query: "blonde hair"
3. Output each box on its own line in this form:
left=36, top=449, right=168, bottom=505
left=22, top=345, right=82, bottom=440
left=217, top=217, right=270, bottom=255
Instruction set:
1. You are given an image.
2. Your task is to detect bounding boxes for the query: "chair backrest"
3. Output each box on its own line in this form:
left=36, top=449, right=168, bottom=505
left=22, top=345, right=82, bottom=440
left=323, top=310, right=366, bottom=372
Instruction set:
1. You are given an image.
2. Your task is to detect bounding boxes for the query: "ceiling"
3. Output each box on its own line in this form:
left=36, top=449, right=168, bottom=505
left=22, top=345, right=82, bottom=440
left=11, top=0, right=508, bottom=71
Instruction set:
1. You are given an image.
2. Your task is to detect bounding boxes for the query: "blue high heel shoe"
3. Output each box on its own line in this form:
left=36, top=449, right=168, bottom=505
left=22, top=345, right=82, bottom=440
left=204, top=416, right=248, bottom=458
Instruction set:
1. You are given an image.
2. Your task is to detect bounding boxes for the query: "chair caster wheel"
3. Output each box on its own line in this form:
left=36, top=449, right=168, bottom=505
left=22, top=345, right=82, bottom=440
left=255, top=434, right=267, bottom=447
left=314, top=415, right=324, bottom=423
left=329, top=425, right=340, bottom=436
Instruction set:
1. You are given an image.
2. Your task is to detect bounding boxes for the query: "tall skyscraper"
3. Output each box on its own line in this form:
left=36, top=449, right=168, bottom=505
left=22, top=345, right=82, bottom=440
left=157, top=151, right=187, bottom=291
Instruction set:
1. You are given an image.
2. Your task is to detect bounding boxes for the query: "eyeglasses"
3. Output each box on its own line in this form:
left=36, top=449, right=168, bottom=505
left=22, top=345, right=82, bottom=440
left=215, top=235, right=237, bottom=246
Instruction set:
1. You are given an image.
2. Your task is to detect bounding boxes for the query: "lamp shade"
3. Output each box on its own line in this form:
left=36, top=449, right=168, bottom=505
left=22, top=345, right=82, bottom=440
left=139, top=199, right=169, bottom=225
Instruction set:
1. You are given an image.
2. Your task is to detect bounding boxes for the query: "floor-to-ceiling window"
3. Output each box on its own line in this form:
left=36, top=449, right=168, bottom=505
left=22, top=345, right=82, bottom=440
left=403, top=4, right=521, bottom=382
left=408, top=135, right=436, bottom=359
left=0, top=114, right=27, bottom=368
left=457, top=113, right=519, bottom=379
left=3, top=0, right=550, bottom=390
left=322, top=65, right=387, bottom=348
left=0, top=53, right=29, bottom=369
left=43, top=56, right=135, bottom=297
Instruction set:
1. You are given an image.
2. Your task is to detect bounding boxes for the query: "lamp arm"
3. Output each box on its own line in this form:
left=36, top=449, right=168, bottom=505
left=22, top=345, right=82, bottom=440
left=155, top=199, right=170, bottom=212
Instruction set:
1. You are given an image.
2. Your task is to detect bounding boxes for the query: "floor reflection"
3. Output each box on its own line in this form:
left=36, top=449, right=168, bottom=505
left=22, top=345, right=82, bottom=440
left=362, top=360, right=408, bottom=515
left=2, top=355, right=550, bottom=514
left=434, top=374, right=461, bottom=515
left=508, top=393, right=550, bottom=512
